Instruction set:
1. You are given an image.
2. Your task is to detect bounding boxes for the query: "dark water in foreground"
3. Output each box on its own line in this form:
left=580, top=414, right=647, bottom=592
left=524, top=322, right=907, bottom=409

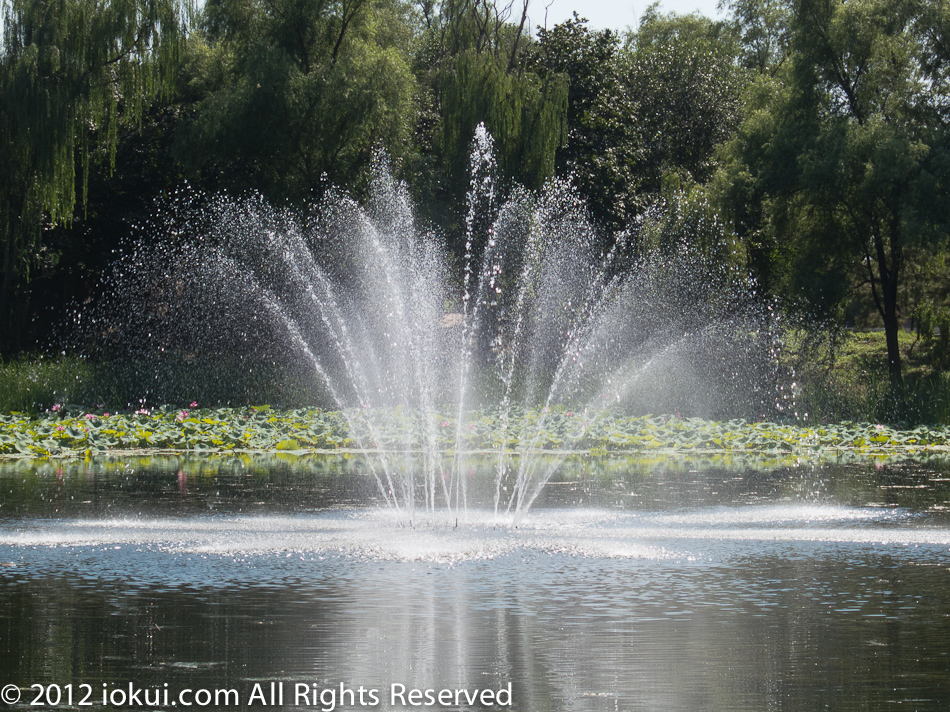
left=1, top=454, right=950, bottom=711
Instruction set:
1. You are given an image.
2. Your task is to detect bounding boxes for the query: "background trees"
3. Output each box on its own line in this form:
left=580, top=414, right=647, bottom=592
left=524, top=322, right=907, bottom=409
left=409, top=0, right=568, bottom=247
left=717, top=0, right=950, bottom=383
left=526, top=9, right=748, bottom=237
left=525, top=14, right=629, bottom=234
left=0, top=0, right=185, bottom=353
left=175, top=0, right=417, bottom=201
left=0, top=0, right=947, bottom=395
left=624, top=8, right=746, bottom=197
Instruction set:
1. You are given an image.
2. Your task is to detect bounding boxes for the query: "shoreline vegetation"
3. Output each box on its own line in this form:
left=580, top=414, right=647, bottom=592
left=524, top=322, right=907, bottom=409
left=2, top=329, right=948, bottom=460
left=3, top=330, right=949, bottom=419
left=2, top=404, right=948, bottom=461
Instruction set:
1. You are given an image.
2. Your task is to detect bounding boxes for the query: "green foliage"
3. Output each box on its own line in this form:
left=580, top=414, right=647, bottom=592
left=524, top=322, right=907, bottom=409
left=2, top=0, right=184, bottom=217
left=525, top=9, right=748, bottom=236
left=0, top=356, right=335, bottom=413
left=638, top=184, right=747, bottom=277
left=0, top=0, right=185, bottom=351
left=624, top=7, right=748, bottom=200
left=0, top=357, right=97, bottom=413
left=787, top=330, right=950, bottom=424
left=526, top=14, right=632, bottom=234
left=914, top=301, right=950, bottom=371
left=722, top=0, right=791, bottom=74
left=407, top=0, right=568, bottom=245
left=437, top=49, right=567, bottom=191
left=716, top=0, right=950, bottom=384
left=2, top=403, right=949, bottom=458
left=0, top=405, right=352, bottom=456
left=176, top=0, right=416, bottom=200
left=904, top=245, right=950, bottom=371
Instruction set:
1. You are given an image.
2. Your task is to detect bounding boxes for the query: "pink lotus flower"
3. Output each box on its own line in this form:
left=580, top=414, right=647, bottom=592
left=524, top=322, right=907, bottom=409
left=176, top=410, right=188, bottom=422
left=135, top=408, right=150, bottom=415
left=50, top=404, right=62, bottom=413
left=439, top=420, right=451, bottom=428
left=84, top=413, right=96, bottom=420
left=190, top=401, right=198, bottom=408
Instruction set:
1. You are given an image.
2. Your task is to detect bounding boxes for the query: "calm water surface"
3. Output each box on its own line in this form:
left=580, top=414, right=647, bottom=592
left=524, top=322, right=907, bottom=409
left=2, top=454, right=950, bottom=711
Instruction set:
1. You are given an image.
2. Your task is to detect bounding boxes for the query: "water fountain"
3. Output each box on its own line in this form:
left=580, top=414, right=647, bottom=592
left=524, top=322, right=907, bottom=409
left=84, top=126, right=784, bottom=522
left=10, top=128, right=950, bottom=711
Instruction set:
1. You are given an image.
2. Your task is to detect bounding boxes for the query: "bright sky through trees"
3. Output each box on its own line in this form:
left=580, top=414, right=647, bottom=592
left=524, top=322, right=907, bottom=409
left=528, top=0, right=724, bottom=32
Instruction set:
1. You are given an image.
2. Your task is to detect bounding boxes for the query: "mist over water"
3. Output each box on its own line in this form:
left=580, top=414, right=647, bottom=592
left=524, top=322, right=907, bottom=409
left=78, top=127, right=788, bottom=520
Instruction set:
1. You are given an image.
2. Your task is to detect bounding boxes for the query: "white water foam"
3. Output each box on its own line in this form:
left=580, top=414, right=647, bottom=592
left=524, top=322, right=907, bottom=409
left=1, top=505, right=946, bottom=565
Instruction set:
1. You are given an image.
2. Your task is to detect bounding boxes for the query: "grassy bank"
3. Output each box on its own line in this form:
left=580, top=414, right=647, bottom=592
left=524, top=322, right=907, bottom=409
left=0, top=356, right=331, bottom=413
left=1, top=329, right=948, bottom=426
left=792, top=330, right=950, bottom=425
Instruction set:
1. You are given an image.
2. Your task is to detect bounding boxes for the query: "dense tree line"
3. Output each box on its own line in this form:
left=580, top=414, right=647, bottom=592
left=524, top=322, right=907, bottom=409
left=0, top=0, right=948, bottom=383
left=717, top=0, right=950, bottom=383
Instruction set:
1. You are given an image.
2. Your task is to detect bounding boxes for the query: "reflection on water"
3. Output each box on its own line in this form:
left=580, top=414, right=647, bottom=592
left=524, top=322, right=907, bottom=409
left=2, top=454, right=950, bottom=710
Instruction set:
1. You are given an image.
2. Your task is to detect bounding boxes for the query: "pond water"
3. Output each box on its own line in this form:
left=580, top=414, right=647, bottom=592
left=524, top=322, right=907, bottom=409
left=2, top=453, right=950, bottom=711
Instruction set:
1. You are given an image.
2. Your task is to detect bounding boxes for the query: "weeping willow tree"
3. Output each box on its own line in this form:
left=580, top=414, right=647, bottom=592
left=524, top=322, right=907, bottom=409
left=0, top=0, right=185, bottom=353
left=439, top=49, right=567, bottom=191
left=176, top=0, right=417, bottom=201
left=411, top=0, right=567, bottom=250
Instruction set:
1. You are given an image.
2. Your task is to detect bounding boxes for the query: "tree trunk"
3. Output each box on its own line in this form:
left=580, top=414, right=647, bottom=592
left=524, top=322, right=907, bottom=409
left=882, top=302, right=902, bottom=386
left=873, top=225, right=903, bottom=387
left=0, top=235, right=16, bottom=357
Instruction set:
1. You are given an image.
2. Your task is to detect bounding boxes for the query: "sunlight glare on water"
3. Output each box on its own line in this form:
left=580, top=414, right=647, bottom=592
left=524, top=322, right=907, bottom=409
left=3, top=458, right=950, bottom=711
left=3, top=503, right=947, bottom=573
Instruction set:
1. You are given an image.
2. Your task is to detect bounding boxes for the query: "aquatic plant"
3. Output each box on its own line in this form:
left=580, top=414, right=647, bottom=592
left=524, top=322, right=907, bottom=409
left=2, top=407, right=947, bottom=460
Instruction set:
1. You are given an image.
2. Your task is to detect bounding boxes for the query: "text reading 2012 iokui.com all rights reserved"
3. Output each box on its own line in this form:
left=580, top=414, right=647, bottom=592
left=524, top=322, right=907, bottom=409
left=1, top=681, right=515, bottom=710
